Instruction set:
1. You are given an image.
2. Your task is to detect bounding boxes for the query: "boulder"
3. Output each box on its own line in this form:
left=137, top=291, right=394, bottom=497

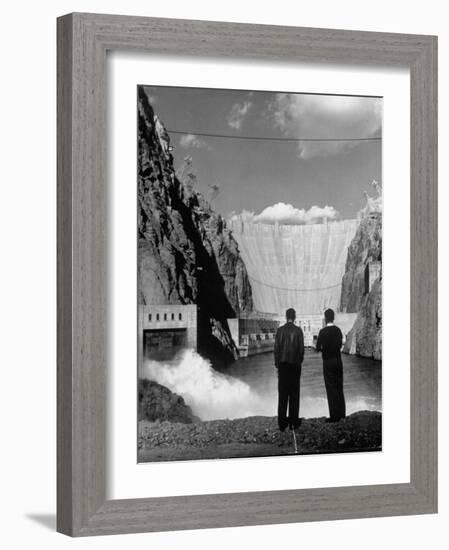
left=138, top=379, right=199, bottom=424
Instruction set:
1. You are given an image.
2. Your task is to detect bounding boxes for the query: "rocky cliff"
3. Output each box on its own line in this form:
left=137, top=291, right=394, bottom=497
left=340, top=213, right=382, bottom=360
left=340, top=213, right=382, bottom=313
left=344, top=277, right=382, bottom=360
left=138, top=86, right=253, bottom=362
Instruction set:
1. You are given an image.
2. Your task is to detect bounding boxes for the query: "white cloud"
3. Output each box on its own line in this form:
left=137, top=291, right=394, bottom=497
left=227, top=100, right=253, bottom=129
left=268, top=93, right=382, bottom=159
left=230, top=203, right=339, bottom=225
left=179, top=133, right=211, bottom=150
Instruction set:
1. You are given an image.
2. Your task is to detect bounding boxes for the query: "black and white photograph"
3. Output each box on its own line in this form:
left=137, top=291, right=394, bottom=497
left=137, top=84, right=383, bottom=462
left=1, top=0, right=441, bottom=544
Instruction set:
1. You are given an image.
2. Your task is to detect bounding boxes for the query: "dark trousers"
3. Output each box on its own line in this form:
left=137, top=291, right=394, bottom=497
left=277, top=362, right=301, bottom=430
left=323, top=357, right=346, bottom=420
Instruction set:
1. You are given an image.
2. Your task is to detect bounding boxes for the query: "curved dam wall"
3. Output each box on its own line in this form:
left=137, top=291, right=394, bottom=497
left=229, top=219, right=359, bottom=315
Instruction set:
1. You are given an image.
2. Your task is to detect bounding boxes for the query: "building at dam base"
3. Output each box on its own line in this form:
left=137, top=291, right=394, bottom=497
left=139, top=304, right=198, bottom=365
left=227, top=314, right=280, bottom=357
left=138, top=305, right=280, bottom=361
left=229, top=218, right=359, bottom=316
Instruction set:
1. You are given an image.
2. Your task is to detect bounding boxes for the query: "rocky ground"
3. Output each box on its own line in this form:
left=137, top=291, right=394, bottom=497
left=138, top=410, right=381, bottom=462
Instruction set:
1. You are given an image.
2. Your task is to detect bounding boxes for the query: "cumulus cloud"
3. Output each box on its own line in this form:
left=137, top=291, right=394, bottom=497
left=227, top=100, right=253, bottom=129
left=179, top=133, right=211, bottom=150
left=268, top=93, right=382, bottom=159
left=230, top=203, right=339, bottom=225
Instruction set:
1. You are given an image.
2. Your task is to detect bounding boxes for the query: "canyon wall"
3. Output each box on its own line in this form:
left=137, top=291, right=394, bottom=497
left=340, top=213, right=382, bottom=313
left=341, top=213, right=382, bottom=359
left=138, top=86, right=253, bottom=362
left=344, top=277, right=382, bottom=360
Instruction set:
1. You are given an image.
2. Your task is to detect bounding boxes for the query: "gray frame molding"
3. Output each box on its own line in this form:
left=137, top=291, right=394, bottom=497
left=57, top=12, right=438, bottom=537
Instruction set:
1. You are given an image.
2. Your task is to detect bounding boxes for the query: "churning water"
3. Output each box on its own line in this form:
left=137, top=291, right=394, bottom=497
left=141, top=348, right=381, bottom=421
left=141, top=349, right=268, bottom=420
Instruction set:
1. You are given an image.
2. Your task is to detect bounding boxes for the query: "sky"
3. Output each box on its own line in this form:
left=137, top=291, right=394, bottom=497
left=142, top=85, right=382, bottom=223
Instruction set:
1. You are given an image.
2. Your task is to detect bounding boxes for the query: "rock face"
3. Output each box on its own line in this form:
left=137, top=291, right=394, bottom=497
left=340, top=213, right=382, bottom=313
left=138, top=86, right=253, bottom=362
left=340, top=213, right=382, bottom=360
left=344, top=277, right=382, bottom=359
left=138, top=379, right=198, bottom=424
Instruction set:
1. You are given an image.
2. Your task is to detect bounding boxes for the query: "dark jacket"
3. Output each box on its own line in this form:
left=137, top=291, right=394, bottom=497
left=274, top=322, right=304, bottom=367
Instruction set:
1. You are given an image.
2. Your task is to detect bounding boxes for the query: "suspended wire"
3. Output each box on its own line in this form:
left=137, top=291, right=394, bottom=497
left=247, top=274, right=342, bottom=292
left=167, top=129, right=382, bottom=143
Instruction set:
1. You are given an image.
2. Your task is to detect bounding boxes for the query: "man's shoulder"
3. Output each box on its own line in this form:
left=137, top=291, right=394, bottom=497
left=290, top=323, right=303, bottom=336
left=322, top=325, right=342, bottom=336
left=277, top=322, right=301, bottom=333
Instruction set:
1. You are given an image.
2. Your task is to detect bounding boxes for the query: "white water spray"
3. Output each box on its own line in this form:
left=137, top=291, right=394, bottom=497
left=141, top=349, right=271, bottom=420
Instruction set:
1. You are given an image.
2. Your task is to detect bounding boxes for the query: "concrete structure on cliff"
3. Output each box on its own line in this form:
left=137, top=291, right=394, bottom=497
left=138, top=305, right=197, bottom=364
left=229, top=218, right=359, bottom=316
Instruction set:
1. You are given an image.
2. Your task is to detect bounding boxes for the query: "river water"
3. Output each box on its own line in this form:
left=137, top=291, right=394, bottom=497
left=217, top=350, right=381, bottom=419
left=142, top=348, right=381, bottom=421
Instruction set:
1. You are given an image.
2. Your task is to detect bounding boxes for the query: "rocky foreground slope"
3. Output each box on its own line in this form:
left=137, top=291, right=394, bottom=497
left=138, top=411, right=382, bottom=461
left=138, top=379, right=199, bottom=424
left=138, top=86, right=253, bottom=362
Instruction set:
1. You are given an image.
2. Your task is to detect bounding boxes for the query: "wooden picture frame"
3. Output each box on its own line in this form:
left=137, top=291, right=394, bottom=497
left=57, top=12, right=438, bottom=536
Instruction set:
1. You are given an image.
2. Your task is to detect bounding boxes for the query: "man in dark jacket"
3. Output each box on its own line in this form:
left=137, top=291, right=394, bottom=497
left=316, top=308, right=346, bottom=422
left=274, top=308, right=304, bottom=431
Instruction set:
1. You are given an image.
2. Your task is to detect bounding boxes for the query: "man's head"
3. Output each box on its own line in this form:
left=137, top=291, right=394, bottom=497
left=324, top=308, right=335, bottom=323
left=286, top=308, right=296, bottom=322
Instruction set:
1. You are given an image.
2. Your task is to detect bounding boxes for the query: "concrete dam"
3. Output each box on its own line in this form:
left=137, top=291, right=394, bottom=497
left=229, top=218, right=359, bottom=316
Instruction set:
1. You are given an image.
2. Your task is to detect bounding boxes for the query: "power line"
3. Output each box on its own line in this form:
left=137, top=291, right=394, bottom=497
left=168, top=129, right=382, bottom=143
left=247, top=274, right=342, bottom=292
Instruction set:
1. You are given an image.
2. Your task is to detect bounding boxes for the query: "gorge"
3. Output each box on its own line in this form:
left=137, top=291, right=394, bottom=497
left=138, top=86, right=382, bottom=364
